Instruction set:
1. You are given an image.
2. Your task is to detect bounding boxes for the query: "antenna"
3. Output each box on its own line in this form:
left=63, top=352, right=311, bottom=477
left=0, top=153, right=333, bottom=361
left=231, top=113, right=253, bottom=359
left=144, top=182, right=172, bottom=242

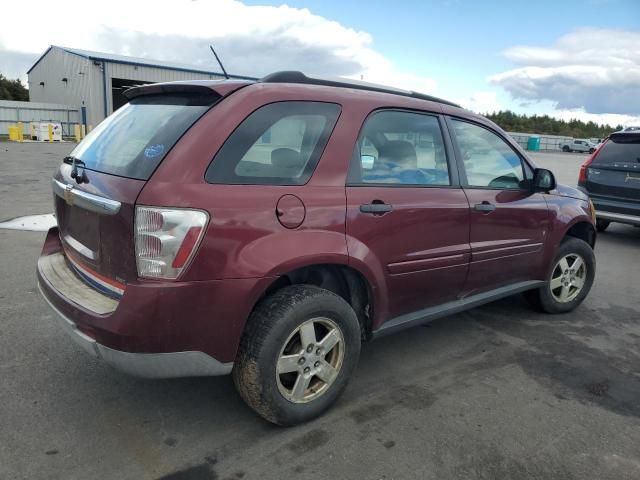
left=209, top=45, right=229, bottom=79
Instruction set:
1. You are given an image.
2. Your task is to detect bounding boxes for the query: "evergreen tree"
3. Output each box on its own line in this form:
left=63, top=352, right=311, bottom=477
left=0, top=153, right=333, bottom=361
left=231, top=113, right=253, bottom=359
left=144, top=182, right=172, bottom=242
left=0, top=74, right=29, bottom=101
left=486, top=110, right=619, bottom=138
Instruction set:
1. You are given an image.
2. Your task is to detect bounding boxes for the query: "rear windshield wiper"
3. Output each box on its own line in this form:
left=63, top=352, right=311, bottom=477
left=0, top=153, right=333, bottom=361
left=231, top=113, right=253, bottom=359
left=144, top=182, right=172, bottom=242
left=63, top=156, right=88, bottom=184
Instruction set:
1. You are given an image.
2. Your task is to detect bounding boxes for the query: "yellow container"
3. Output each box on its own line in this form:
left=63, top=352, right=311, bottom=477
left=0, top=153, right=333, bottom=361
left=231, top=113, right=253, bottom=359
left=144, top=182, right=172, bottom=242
left=8, top=126, right=19, bottom=141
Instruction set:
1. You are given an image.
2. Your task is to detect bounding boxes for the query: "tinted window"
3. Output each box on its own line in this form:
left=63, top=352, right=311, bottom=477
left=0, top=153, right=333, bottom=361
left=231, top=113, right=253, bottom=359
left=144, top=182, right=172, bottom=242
left=206, top=102, right=340, bottom=185
left=348, top=111, right=450, bottom=186
left=451, top=119, right=525, bottom=189
left=70, top=93, right=216, bottom=180
left=596, top=134, right=640, bottom=165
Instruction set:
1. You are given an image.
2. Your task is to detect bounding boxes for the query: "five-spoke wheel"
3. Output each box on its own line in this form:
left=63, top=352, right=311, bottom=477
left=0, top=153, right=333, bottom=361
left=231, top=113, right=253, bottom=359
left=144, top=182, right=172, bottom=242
left=549, top=254, right=587, bottom=303
left=276, top=318, right=344, bottom=403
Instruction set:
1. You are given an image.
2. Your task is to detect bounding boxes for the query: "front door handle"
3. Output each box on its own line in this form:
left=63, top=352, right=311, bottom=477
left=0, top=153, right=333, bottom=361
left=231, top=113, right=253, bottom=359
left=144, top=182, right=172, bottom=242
left=360, top=202, right=393, bottom=214
left=474, top=201, right=496, bottom=213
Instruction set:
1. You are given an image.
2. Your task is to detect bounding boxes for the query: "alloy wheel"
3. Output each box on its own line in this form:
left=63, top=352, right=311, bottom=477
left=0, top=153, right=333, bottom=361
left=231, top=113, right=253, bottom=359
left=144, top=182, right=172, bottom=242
left=550, top=253, right=587, bottom=303
left=276, top=317, right=345, bottom=404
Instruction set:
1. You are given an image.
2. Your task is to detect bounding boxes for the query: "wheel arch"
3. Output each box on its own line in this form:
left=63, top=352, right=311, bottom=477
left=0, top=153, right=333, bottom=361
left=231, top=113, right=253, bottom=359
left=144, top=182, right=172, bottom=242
left=253, top=262, right=378, bottom=341
left=564, top=220, right=596, bottom=248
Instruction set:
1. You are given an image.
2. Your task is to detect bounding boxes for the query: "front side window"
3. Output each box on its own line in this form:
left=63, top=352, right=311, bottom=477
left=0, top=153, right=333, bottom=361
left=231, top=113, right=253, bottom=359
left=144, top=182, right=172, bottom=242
left=206, top=101, right=341, bottom=185
left=451, top=119, right=525, bottom=189
left=348, top=110, right=450, bottom=186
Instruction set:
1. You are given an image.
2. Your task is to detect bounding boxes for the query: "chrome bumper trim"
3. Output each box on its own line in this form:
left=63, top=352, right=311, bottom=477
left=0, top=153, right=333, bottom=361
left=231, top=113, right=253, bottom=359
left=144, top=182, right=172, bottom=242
left=38, top=252, right=118, bottom=315
left=596, top=210, right=640, bottom=225
left=37, top=282, right=233, bottom=378
left=52, top=178, right=121, bottom=215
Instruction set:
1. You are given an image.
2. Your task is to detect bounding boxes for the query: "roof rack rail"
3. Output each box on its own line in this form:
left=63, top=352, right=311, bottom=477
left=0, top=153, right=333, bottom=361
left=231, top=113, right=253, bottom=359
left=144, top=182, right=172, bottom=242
left=259, top=71, right=461, bottom=108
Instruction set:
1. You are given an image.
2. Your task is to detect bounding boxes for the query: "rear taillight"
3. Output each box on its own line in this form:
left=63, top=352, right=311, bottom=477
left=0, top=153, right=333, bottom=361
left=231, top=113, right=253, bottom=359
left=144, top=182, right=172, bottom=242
left=578, top=139, right=607, bottom=185
left=135, top=206, right=208, bottom=279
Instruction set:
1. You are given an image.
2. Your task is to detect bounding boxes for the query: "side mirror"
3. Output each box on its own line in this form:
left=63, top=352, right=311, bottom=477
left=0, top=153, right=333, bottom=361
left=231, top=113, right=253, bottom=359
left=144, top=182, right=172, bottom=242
left=532, top=168, right=556, bottom=192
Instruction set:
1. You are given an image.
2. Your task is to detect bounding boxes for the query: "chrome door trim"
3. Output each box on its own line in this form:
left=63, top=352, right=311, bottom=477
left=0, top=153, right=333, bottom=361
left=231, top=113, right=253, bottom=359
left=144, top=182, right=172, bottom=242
left=52, top=179, right=121, bottom=215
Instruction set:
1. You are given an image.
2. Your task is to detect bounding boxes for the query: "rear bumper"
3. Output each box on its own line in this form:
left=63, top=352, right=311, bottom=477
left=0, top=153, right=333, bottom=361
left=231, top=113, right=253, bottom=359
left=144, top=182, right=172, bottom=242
left=37, top=227, right=276, bottom=376
left=595, top=210, right=640, bottom=226
left=38, top=282, right=232, bottom=378
left=591, top=195, right=640, bottom=226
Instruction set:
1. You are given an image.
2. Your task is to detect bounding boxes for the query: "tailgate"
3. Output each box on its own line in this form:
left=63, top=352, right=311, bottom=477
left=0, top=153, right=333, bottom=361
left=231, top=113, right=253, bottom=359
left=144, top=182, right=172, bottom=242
left=52, top=86, right=221, bottom=293
left=587, top=133, right=640, bottom=201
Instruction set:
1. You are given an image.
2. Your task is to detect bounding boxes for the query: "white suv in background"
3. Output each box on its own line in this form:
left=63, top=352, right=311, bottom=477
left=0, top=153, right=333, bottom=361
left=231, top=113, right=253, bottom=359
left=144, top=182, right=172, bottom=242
left=560, top=139, right=597, bottom=153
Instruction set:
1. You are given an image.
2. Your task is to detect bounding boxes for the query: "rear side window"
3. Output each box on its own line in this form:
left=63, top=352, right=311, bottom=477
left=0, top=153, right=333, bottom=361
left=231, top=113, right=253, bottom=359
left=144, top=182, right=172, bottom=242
left=70, top=93, right=217, bottom=180
left=596, top=134, right=640, bottom=165
left=206, top=101, right=341, bottom=185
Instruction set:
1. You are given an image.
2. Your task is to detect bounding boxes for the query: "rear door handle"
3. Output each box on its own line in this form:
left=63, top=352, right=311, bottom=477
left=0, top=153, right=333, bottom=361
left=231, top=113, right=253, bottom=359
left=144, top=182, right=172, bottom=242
left=474, top=201, right=496, bottom=213
left=360, top=202, right=393, bottom=214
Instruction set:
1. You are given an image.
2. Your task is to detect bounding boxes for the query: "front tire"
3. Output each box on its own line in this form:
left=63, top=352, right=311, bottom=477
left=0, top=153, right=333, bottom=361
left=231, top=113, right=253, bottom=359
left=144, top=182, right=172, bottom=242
left=524, top=237, right=595, bottom=313
left=233, top=285, right=361, bottom=426
left=562, top=146, right=570, bottom=152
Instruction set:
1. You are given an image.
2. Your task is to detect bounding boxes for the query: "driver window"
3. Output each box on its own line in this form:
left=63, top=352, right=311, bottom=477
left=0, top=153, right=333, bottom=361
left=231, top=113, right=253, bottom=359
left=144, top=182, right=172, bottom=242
left=451, top=119, right=525, bottom=189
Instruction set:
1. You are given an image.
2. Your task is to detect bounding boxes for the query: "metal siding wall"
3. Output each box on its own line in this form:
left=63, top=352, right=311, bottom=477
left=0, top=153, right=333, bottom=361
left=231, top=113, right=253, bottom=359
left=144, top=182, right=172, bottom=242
left=106, top=62, right=224, bottom=85
left=27, top=47, right=100, bottom=130
left=86, top=62, right=105, bottom=129
left=0, top=100, right=80, bottom=135
left=508, top=132, right=575, bottom=152
left=27, top=48, right=227, bottom=127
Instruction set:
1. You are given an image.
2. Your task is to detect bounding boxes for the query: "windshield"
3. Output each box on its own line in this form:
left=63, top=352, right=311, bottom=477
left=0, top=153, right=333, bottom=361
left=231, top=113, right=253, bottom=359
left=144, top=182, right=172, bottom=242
left=70, top=93, right=215, bottom=180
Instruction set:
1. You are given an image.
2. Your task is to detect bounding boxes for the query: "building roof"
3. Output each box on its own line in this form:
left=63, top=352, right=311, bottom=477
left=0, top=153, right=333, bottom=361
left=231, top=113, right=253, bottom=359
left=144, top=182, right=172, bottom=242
left=27, top=45, right=256, bottom=80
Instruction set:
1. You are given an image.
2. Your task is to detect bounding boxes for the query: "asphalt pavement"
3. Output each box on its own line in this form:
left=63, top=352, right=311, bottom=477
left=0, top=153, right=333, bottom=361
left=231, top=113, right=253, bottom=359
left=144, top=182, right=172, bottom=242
left=1, top=142, right=639, bottom=480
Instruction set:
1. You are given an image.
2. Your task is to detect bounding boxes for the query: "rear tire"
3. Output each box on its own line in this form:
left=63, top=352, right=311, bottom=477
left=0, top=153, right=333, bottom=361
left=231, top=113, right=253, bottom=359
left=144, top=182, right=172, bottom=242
left=524, top=237, right=595, bottom=314
left=233, top=285, right=361, bottom=426
left=596, top=218, right=610, bottom=232
left=562, top=146, right=570, bottom=152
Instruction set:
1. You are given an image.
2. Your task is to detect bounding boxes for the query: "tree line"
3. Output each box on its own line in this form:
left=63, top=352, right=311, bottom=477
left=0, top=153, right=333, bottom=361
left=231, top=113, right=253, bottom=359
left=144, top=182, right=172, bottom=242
left=0, top=74, right=29, bottom=101
left=486, top=110, right=621, bottom=139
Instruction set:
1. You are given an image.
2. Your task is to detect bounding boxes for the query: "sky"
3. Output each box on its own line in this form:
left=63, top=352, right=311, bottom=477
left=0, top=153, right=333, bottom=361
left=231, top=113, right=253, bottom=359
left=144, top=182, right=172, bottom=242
left=1, top=0, right=639, bottom=126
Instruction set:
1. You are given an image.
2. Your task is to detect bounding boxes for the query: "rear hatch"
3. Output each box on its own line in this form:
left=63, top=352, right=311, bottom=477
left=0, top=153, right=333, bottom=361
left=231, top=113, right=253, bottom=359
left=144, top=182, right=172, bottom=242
left=53, top=87, right=221, bottom=296
left=586, top=132, right=640, bottom=202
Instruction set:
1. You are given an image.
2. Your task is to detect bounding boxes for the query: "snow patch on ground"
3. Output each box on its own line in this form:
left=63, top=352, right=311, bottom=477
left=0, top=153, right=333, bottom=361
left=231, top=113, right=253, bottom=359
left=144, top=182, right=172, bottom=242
left=0, top=214, right=57, bottom=232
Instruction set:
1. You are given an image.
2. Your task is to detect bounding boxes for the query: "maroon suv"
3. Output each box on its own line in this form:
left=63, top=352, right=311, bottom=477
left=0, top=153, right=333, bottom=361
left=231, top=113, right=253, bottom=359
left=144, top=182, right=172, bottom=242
left=37, top=72, right=597, bottom=425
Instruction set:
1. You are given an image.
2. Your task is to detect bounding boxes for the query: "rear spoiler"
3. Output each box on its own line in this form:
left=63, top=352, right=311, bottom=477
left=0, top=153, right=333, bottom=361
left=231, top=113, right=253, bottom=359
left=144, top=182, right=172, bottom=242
left=124, top=80, right=252, bottom=102
left=609, top=132, right=640, bottom=143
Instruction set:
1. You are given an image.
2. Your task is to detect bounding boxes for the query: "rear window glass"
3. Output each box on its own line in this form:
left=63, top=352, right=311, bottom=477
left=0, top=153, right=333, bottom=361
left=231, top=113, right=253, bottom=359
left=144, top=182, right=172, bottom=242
left=205, top=101, right=341, bottom=185
left=596, top=134, right=640, bottom=165
left=69, top=93, right=216, bottom=180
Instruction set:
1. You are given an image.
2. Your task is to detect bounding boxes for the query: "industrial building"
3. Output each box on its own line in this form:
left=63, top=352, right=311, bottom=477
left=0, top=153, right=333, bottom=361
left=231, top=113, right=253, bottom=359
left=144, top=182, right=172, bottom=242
left=27, top=45, right=254, bottom=128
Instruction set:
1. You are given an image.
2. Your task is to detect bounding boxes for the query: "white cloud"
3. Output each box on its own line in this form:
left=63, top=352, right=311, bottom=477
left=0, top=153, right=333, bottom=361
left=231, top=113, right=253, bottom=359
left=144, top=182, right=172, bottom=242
left=458, top=91, right=504, bottom=114
left=0, top=0, right=437, bottom=94
left=489, top=28, right=640, bottom=115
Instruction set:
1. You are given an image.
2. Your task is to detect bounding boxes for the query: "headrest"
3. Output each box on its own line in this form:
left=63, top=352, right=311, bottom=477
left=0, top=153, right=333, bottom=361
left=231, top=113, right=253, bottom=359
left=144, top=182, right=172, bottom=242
left=378, top=140, right=417, bottom=168
left=271, top=148, right=302, bottom=168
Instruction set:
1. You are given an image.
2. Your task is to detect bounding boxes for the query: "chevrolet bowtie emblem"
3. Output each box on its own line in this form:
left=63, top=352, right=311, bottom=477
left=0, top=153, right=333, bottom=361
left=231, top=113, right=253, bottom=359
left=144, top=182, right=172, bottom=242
left=63, top=184, right=74, bottom=205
